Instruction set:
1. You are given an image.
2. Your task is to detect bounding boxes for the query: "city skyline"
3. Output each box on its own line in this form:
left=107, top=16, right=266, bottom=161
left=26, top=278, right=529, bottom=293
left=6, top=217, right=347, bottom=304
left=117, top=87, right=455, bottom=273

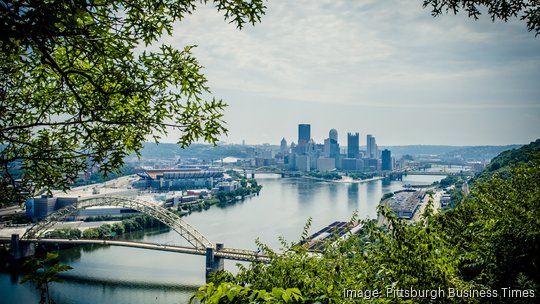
left=157, top=1, right=539, bottom=146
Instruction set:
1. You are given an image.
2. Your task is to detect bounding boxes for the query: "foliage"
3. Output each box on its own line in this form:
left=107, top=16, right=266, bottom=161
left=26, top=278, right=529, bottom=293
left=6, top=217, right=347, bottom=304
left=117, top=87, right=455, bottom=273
left=190, top=282, right=303, bottom=304
left=349, top=172, right=377, bottom=180
left=20, top=252, right=72, bottom=304
left=0, top=0, right=267, bottom=205
left=432, top=159, right=540, bottom=293
left=434, top=175, right=461, bottom=188
left=197, top=205, right=476, bottom=303
left=215, top=182, right=262, bottom=203
left=422, top=0, right=540, bottom=36
left=51, top=214, right=164, bottom=239
left=308, top=171, right=341, bottom=180
left=477, top=139, right=540, bottom=180
left=44, top=228, right=81, bottom=239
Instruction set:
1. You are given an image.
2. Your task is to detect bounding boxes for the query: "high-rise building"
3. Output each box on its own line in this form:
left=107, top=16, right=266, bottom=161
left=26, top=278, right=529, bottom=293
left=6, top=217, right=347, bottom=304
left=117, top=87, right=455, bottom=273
left=316, top=157, right=336, bottom=171
left=328, top=129, right=339, bottom=157
left=324, top=138, right=332, bottom=157
left=329, top=129, right=338, bottom=142
left=367, top=134, right=377, bottom=159
left=298, top=124, right=310, bottom=146
left=280, top=138, right=288, bottom=154
left=324, top=129, right=340, bottom=158
left=296, top=155, right=310, bottom=172
left=347, top=132, right=359, bottom=158
left=297, top=124, right=311, bottom=154
left=381, top=149, right=392, bottom=171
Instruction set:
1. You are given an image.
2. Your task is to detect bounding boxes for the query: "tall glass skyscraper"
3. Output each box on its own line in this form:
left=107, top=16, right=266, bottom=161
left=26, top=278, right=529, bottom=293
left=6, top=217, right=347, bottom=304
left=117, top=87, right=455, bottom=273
left=347, top=132, right=359, bottom=158
left=298, top=124, right=311, bottom=145
left=367, top=134, right=377, bottom=159
left=381, top=149, right=392, bottom=171
left=296, top=124, right=310, bottom=155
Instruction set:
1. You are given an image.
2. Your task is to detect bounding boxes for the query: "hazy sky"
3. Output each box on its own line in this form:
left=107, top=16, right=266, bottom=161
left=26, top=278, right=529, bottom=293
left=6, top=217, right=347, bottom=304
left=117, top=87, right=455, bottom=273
left=162, top=0, right=539, bottom=146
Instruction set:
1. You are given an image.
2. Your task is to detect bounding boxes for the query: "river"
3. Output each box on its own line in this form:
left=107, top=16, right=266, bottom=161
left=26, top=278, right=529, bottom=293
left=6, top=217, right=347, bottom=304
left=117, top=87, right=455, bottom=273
left=0, top=174, right=444, bottom=304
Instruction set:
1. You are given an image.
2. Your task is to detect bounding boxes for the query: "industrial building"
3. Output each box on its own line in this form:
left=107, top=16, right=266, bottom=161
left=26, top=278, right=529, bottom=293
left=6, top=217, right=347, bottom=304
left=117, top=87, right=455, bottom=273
left=25, top=196, right=139, bottom=220
left=133, top=167, right=224, bottom=190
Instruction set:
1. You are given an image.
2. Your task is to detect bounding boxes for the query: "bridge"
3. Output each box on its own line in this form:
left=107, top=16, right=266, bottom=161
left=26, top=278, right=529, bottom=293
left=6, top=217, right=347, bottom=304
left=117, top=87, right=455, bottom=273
left=393, top=170, right=474, bottom=176
left=2, top=236, right=269, bottom=262
left=232, top=167, right=301, bottom=178
left=8, top=196, right=270, bottom=278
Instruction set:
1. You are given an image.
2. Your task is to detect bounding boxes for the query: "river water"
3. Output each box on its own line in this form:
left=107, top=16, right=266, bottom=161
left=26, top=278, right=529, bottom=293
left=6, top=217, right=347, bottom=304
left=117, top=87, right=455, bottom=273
left=0, top=174, right=443, bottom=304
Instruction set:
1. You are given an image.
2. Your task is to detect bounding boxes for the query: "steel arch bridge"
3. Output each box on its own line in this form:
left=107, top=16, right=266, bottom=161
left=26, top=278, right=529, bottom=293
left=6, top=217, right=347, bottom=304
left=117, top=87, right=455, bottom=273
left=22, top=196, right=213, bottom=250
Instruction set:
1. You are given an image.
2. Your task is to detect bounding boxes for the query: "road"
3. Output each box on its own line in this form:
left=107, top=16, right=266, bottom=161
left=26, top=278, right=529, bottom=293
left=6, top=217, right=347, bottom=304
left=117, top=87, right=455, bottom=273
left=0, top=205, right=23, bottom=217
left=410, top=189, right=442, bottom=222
left=0, top=220, right=121, bottom=238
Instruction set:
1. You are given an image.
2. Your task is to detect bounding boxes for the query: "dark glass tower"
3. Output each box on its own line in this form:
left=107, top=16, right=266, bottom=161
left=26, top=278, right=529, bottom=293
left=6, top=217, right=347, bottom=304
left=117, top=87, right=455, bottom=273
left=298, top=124, right=311, bottom=145
left=382, top=149, right=392, bottom=171
left=347, top=132, right=359, bottom=158
left=297, top=124, right=311, bottom=154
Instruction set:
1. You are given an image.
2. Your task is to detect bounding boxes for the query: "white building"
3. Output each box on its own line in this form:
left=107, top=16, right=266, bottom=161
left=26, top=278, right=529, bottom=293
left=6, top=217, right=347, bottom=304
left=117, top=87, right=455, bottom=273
left=317, top=158, right=336, bottom=171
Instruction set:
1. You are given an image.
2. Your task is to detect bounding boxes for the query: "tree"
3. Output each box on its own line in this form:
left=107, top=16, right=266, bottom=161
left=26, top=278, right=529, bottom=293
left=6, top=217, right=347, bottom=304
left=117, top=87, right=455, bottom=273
left=0, top=0, right=266, bottom=205
left=422, top=0, right=540, bottom=36
left=82, top=228, right=99, bottom=239
left=21, top=252, right=73, bottom=304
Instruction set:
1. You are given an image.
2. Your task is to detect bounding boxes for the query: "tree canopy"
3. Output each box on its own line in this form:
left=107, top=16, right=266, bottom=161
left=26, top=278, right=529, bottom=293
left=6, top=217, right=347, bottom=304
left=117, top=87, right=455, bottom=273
left=423, top=0, right=540, bottom=36
left=0, top=0, right=266, bottom=204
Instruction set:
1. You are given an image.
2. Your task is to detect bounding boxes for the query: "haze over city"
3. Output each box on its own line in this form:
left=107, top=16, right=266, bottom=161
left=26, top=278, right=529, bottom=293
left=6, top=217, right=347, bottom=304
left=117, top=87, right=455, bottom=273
left=157, top=0, right=539, bottom=146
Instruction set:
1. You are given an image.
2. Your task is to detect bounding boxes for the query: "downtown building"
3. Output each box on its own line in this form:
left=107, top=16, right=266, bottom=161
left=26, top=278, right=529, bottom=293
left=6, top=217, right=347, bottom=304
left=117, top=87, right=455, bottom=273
left=281, top=124, right=391, bottom=173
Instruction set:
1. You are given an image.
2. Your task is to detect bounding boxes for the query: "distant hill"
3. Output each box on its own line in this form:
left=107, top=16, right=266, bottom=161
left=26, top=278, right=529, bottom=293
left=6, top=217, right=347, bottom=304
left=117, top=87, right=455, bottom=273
left=380, top=145, right=520, bottom=159
left=133, top=142, right=249, bottom=160
left=378, top=145, right=461, bottom=157
left=476, top=139, right=540, bottom=180
left=442, top=145, right=523, bottom=160
left=131, top=142, right=526, bottom=162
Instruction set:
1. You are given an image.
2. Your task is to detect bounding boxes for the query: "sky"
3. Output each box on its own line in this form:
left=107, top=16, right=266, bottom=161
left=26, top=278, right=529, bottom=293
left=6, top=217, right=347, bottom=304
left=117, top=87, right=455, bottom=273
left=161, top=0, right=540, bottom=146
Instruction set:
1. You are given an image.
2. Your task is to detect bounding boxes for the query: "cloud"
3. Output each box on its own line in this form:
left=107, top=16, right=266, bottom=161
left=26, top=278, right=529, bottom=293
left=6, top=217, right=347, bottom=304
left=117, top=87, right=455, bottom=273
left=159, top=0, right=540, bottom=145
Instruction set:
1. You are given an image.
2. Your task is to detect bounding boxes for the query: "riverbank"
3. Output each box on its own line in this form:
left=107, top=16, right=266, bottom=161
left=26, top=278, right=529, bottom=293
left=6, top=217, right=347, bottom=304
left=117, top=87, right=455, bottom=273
left=301, top=175, right=384, bottom=184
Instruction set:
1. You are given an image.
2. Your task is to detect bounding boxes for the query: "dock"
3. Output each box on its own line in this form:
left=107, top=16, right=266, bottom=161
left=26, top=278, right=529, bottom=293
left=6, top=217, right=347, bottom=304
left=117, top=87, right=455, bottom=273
left=302, top=221, right=363, bottom=251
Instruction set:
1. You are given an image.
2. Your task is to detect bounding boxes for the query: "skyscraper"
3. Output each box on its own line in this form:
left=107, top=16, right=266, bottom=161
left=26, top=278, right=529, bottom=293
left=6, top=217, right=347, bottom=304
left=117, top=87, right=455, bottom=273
left=297, top=124, right=311, bottom=154
left=280, top=138, right=288, bottom=154
left=325, top=128, right=340, bottom=158
left=347, top=132, right=359, bottom=159
left=381, top=149, right=392, bottom=171
left=367, top=134, right=377, bottom=159
left=329, top=128, right=338, bottom=142
left=298, top=124, right=310, bottom=144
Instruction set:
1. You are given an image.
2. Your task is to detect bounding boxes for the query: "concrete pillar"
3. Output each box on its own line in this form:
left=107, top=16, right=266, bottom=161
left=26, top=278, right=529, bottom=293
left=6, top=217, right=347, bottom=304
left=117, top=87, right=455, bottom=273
left=10, top=234, right=35, bottom=260
left=205, top=243, right=225, bottom=281
left=205, top=246, right=215, bottom=281
left=214, top=242, right=224, bottom=273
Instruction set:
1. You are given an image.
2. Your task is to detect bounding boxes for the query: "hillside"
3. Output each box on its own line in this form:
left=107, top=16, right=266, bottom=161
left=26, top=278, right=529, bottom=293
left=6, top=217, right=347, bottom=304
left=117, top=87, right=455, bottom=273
left=476, top=139, right=540, bottom=180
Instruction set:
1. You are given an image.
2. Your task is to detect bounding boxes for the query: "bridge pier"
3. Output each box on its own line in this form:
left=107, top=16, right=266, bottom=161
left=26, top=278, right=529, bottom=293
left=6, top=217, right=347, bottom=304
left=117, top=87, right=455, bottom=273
left=9, top=234, right=35, bottom=260
left=205, top=242, right=224, bottom=281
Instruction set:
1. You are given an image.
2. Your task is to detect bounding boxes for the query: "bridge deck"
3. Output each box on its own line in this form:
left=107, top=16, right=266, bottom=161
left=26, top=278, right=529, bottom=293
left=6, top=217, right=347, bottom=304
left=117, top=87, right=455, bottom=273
left=1, top=237, right=270, bottom=262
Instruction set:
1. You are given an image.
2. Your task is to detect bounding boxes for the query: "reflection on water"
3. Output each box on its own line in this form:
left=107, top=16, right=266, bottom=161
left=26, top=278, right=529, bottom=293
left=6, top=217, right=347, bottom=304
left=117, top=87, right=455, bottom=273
left=1, top=174, right=444, bottom=304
